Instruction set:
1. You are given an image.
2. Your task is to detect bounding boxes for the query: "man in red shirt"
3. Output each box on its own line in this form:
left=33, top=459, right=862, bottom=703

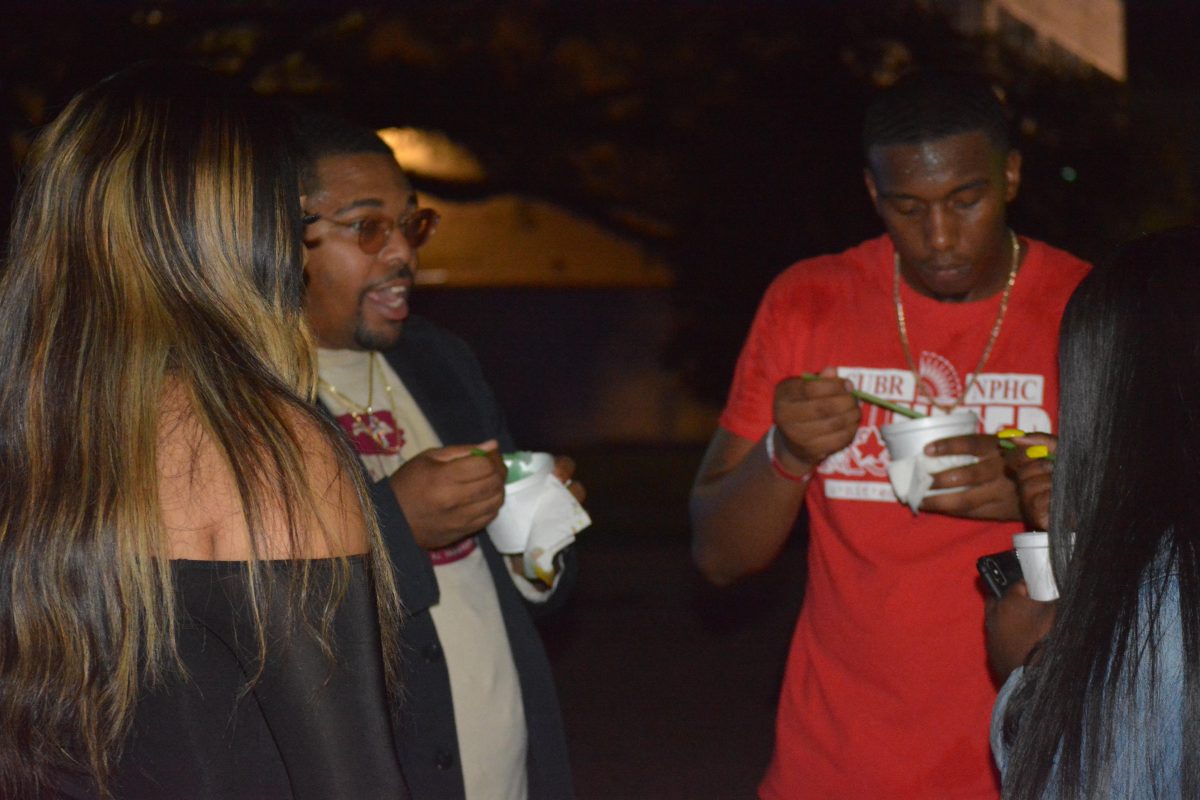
left=690, top=71, right=1090, bottom=798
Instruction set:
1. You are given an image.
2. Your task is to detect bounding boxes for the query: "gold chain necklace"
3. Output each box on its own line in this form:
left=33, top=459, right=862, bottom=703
left=318, top=352, right=400, bottom=452
left=894, top=229, right=1020, bottom=413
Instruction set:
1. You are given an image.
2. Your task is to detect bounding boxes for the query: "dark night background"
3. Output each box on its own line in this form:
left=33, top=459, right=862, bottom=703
left=4, top=2, right=1198, bottom=421
left=3, top=3, right=1198, bottom=797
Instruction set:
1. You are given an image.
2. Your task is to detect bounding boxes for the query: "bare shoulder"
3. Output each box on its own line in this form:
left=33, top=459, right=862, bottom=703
left=158, top=385, right=368, bottom=561
left=287, top=407, right=370, bottom=558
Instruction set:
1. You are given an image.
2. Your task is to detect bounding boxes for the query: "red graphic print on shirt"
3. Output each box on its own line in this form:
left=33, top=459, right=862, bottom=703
left=335, top=410, right=405, bottom=456
left=817, top=360, right=1052, bottom=492
left=915, top=351, right=962, bottom=407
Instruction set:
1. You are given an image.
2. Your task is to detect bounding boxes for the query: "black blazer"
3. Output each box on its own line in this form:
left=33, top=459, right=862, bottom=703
left=338, top=315, right=576, bottom=800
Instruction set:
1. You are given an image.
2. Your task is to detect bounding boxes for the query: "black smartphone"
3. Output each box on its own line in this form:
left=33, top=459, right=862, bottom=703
left=977, top=550, right=1024, bottom=598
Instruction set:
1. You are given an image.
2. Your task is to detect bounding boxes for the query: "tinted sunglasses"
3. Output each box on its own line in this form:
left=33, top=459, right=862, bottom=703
left=303, top=207, right=440, bottom=255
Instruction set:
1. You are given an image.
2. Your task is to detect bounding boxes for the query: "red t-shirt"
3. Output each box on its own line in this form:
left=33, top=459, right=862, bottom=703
left=720, top=235, right=1090, bottom=799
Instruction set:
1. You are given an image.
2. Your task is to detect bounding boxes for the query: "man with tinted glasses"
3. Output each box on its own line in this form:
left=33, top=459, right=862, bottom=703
left=296, top=113, right=578, bottom=800
left=690, top=71, right=1089, bottom=798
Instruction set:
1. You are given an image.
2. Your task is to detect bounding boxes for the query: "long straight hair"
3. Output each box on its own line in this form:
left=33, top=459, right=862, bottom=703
left=0, top=64, right=403, bottom=796
left=1002, top=226, right=1200, bottom=798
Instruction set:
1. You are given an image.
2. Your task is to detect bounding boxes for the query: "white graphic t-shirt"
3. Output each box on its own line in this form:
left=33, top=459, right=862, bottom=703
left=317, top=347, right=528, bottom=800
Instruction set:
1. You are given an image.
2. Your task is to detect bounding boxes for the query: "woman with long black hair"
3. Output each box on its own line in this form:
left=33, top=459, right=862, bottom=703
left=990, top=225, right=1200, bottom=798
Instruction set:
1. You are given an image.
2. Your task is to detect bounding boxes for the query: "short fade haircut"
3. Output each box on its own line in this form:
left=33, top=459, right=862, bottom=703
left=291, top=109, right=395, bottom=193
left=862, top=70, right=1011, bottom=161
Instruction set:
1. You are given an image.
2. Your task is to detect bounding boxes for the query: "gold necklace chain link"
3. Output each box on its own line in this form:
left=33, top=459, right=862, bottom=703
left=318, top=352, right=400, bottom=452
left=894, top=229, right=1021, bottom=413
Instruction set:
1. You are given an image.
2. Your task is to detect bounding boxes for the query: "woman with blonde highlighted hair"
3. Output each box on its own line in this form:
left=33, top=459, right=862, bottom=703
left=0, top=64, right=408, bottom=798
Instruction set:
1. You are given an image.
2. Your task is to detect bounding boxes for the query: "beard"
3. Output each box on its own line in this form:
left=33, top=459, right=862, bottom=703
left=352, top=315, right=405, bottom=352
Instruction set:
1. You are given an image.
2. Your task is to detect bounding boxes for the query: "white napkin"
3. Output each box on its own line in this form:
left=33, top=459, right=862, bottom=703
left=513, top=475, right=591, bottom=583
left=886, top=454, right=978, bottom=513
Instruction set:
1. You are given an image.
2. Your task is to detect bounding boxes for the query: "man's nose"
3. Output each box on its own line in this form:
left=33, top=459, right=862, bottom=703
left=377, top=225, right=416, bottom=264
left=925, top=204, right=956, bottom=253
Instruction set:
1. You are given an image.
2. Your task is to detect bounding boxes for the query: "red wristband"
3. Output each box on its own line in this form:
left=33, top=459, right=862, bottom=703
left=765, top=425, right=811, bottom=485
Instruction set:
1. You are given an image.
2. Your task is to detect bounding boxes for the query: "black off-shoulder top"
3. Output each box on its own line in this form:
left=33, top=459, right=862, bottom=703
left=59, top=557, right=409, bottom=799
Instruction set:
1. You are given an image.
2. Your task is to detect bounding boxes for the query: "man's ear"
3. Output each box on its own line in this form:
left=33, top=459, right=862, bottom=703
left=863, top=167, right=881, bottom=210
left=1004, top=150, right=1022, bottom=203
